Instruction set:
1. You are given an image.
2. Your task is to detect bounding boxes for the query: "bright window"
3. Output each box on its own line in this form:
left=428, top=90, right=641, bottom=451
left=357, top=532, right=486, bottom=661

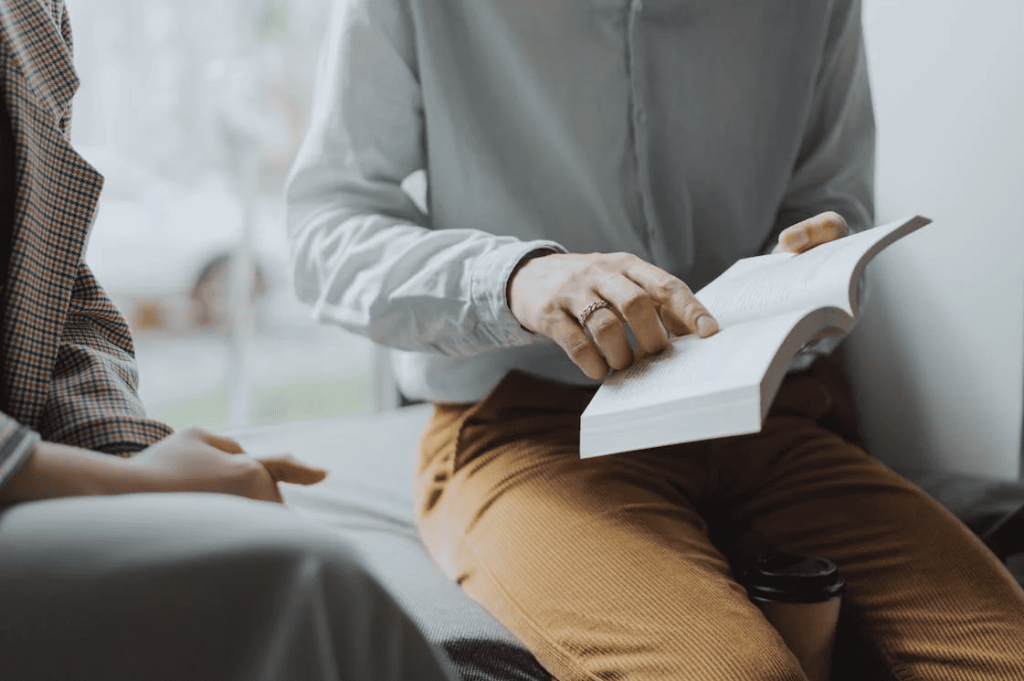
left=68, top=0, right=375, bottom=428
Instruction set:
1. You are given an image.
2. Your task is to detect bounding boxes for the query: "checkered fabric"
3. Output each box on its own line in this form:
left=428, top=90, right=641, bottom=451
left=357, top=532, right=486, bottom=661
left=0, top=0, right=172, bottom=488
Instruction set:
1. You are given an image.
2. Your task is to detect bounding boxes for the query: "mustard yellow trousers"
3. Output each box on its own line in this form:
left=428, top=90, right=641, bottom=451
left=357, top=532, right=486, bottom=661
left=415, top=368, right=1024, bottom=681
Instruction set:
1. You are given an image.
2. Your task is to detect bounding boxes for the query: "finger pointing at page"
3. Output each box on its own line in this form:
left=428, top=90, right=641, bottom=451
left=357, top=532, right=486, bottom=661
left=508, top=252, right=718, bottom=380
left=623, top=260, right=719, bottom=340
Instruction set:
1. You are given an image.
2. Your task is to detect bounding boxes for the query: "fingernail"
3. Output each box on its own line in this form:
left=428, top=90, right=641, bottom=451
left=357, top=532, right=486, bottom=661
left=697, top=315, right=719, bottom=337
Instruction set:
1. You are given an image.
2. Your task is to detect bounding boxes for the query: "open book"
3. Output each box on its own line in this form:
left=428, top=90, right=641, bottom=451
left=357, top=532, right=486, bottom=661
left=579, top=215, right=931, bottom=458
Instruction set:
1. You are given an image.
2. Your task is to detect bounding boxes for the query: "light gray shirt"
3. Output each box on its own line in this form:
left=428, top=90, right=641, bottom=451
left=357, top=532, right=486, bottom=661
left=286, top=0, right=875, bottom=404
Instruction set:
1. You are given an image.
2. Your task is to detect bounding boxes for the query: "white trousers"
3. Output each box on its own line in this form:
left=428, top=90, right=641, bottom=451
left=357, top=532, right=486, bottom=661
left=0, top=492, right=457, bottom=681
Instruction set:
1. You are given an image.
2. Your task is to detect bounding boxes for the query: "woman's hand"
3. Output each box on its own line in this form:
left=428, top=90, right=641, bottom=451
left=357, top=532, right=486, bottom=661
left=508, top=252, right=719, bottom=379
left=0, top=430, right=326, bottom=506
left=125, top=428, right=327, bottom=503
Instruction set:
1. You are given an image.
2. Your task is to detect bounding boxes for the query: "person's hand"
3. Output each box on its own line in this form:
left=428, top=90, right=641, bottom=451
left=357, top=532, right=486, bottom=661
left=124, top=428, right=327, bottom=503
left=774, top=211, right=850, bottom=254
left=508, top=252, right=719, bottom=379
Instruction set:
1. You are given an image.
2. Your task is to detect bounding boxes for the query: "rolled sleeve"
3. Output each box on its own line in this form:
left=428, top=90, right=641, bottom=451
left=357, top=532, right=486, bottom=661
left=287, top=0, right=568, bottom=359
left=469, top=240, right=566, bottom=347
left=39, top=266, right=172, bottom=454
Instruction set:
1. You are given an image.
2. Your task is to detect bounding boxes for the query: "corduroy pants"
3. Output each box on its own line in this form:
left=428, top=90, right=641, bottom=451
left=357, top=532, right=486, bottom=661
left=415, top=368, right=1024, bottom=681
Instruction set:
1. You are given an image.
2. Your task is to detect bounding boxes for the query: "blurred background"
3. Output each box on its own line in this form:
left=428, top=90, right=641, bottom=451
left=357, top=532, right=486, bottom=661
left=67, top=0, right=376, bottom=429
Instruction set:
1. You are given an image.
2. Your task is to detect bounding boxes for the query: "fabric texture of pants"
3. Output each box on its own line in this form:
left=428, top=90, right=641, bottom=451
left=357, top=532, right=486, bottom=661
left=415, top=368, right=1024, bottom=681
left=0, top=492, right=457, bottom=681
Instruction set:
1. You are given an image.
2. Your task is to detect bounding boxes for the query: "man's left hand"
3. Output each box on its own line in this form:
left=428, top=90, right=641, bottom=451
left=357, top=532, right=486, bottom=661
left=774, top=211, right=849, bottom=254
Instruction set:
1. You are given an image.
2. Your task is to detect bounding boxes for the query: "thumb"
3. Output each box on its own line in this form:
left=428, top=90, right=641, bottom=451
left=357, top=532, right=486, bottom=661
left=778, top=211, right=849, bottom=253
left=258, top=454, right=328, bottom=486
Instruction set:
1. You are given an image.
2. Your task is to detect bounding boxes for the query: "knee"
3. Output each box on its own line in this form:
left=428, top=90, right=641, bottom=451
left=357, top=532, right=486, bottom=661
left=655, top=628, right=807, bottom=681
left=0, top=491, right=371, bottom=591
left=696, top=650, right=805, bottom=681
left=722, top=654, right=806, bottom=681
left=570, top=629, right=808, bottom=681
left=580, top=648, right=804, bottom=681
left=150, top=494, right=376, bottom=588
left=717, top=624, right=808, bottom=681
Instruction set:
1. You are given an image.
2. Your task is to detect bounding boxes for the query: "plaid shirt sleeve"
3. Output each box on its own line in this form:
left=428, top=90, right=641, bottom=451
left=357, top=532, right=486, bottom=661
left=35, top=265, right=173, bottom=455
left=24, top=1, right=170, bottom=458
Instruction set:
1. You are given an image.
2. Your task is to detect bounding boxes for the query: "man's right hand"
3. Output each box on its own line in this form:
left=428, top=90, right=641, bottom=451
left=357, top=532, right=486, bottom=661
left=124, top=428, right=327, bottom=503
left=508, top=252, right=719, bottom=379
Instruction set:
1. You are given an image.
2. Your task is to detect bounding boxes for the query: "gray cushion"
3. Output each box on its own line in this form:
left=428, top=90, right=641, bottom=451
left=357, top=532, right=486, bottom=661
left=226, top=405, right=550, bottom=681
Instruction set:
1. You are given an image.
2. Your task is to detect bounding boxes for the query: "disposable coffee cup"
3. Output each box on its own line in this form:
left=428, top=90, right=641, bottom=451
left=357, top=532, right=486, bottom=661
left=743, top=554, right=845, bottom=681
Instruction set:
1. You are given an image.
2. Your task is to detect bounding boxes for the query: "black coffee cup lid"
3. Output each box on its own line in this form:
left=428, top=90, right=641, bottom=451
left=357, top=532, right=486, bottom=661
left=743, top=553, right=845, bottom=604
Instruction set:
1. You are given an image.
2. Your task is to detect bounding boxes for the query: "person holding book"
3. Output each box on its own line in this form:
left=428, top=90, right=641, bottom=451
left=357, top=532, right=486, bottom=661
left=0, top=2, right=457, bottom=679
left=287, top=0, right=1024, bottom=679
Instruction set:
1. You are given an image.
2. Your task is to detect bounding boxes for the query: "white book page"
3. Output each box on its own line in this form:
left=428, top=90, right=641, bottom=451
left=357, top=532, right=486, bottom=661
left=697, top=217, right=925, bottom=326
left=579, top=306, right=854, bottom=456
left=583, top=310, right=808, bottom=418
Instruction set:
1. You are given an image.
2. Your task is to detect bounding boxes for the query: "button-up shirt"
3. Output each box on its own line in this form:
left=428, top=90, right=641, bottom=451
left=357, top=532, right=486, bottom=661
left=287, top=0, right=874, bottom=403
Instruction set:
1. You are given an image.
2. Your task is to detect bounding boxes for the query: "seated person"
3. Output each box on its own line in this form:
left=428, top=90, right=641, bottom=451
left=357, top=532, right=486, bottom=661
left=0, top=2, right=455, bottom=679
left=286, top=0, right=1024, bottom=679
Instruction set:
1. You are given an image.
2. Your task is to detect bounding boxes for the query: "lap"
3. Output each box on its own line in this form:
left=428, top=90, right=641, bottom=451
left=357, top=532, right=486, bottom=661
left=417, top=376, right=807, bottom=680
left=416, top=371, right=1024, bottom=681
left=1, top=493, right=455, bottom=681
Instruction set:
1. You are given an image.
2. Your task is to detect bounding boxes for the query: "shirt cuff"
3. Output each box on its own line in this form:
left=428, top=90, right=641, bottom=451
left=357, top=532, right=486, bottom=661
left=0, top=420, right=41, bottom=491
left=469, top=239, right=567, bottom=347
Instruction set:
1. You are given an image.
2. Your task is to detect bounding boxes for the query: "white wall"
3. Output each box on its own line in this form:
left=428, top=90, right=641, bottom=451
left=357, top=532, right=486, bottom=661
left=846, top=0, right=1024, bottom=479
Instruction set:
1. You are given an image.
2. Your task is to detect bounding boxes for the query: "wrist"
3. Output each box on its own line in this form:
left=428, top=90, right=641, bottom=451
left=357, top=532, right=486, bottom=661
left=506, top=248, right=560, bottom=334
left=97, top=452, right=158, bottom=495
left=469, top=240, right=565, bottom=348
left=0, top=441, right=148, bottom=504
left=506, top=248, right=557, bottom=308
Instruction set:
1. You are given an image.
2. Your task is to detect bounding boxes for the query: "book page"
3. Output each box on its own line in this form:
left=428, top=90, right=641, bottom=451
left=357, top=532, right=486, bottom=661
left=584, top=311, right=807, bottom=417
left=697, top=216, right=928, bottom=326
left=579, top=306, right=853, bottom=456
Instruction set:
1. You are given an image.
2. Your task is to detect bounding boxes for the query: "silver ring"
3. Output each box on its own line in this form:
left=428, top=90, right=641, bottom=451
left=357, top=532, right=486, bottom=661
left=577, top=299, right=612, bottom=326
